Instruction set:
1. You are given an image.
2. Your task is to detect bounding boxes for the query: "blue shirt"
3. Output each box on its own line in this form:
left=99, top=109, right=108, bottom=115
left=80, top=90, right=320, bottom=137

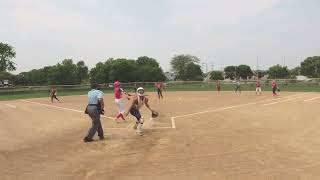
left=88, top=89, right=104, bottom=104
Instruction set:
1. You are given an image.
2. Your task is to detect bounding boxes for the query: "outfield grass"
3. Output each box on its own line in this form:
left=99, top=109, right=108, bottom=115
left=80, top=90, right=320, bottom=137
left=0, top=83, right=319, bottom=101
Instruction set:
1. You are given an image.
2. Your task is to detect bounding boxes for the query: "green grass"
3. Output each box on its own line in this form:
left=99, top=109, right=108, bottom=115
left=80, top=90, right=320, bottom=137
left=0, top=83, right=320, bottom=101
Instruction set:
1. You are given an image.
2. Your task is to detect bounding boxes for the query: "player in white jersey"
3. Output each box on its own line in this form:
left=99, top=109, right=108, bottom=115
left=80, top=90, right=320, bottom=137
left=125, top=87, right=155, bottom=136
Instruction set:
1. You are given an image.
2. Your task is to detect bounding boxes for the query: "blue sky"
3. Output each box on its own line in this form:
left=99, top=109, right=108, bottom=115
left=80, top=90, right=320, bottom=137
left=1, top=0, right=319, bottom=73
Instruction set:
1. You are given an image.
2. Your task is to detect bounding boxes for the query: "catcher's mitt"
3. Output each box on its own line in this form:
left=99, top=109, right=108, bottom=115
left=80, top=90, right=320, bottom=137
left=151, top=111, right=158, bottom=118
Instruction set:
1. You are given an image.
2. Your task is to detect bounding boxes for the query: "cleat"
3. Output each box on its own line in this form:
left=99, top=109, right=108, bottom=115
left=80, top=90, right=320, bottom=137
left=83, top=137, right=94, bottom=143
left=133, top=123, right=138, bottom=130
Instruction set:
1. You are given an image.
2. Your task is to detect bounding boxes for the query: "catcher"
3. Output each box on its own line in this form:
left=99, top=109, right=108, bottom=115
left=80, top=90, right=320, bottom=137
left=125, top=87, right=158, bottom=136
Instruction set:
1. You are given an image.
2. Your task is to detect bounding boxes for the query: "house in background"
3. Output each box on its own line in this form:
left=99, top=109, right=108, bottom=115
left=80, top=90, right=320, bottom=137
left=165, top=72, right=175, bottom=81
left=296, top=76, right=310, bottom=81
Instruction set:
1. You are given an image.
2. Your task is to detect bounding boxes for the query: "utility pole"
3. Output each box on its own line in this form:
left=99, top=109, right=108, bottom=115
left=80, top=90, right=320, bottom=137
left=205, top=61, right=208, bottom=73
left=202, top=63, right=205, bottom=72
left=257, top=56, right=259, bottom=79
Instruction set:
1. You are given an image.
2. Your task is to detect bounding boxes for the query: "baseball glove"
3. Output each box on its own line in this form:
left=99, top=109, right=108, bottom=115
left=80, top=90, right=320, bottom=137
left=151, top=111, right=158, bottom=118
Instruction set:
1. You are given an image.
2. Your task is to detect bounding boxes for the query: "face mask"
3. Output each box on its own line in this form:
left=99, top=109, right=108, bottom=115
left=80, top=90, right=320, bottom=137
left=137, top=91, right=144, bottom=96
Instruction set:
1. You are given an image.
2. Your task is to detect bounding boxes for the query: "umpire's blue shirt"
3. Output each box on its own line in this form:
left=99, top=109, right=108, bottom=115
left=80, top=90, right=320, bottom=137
left=88, top=89, right=104, bottom=105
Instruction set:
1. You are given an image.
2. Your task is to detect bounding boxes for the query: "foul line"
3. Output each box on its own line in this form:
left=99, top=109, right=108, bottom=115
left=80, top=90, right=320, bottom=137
left=263, top=97, right=302, bottom=106
left=304, top=97, right=320, bottom=102
left=5, top=104, right=16, bottom=108
left=171, top=117, right=176, bottom=129
left=20, top=100, right=172, bottom=130
left=20, top=100, right=114, bottom=120
left=170, top=93, right=310, bottom=129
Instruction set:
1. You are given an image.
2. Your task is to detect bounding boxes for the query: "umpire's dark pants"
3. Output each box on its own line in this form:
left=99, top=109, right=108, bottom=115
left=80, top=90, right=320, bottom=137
left=86, top=106, right=104, bottom=139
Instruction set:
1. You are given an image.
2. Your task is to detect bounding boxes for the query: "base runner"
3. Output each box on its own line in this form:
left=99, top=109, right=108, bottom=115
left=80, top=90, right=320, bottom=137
left=50, top=86, right=60, bottom=102
left=114, top=81, right=129, bottom=121
left=256, top=79, right=262, bottom=96
left=125, top=87, right=157, bottom=136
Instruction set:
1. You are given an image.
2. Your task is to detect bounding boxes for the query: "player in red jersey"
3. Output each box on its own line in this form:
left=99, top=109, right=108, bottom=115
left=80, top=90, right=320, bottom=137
left=114, top=81, right=130, bottom=121
left=155, top=82, right=165, bottom=100
left=256, top=79, right=262, bottom=96
left=271, top=80, right=278, bottom=97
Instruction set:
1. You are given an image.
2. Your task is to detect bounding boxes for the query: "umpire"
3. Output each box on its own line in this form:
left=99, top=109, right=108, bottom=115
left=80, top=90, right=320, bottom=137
left=84, top=83, right=105, bottom=143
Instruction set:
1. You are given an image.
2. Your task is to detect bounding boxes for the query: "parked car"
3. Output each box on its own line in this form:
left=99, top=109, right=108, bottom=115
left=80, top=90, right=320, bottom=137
left=1, top=80, right=13, bottom=88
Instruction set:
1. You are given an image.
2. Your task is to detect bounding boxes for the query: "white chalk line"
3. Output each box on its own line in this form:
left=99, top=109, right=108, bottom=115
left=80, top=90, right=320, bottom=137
left=263, top=96, right=303, bottom=106
left=4, top=104, right=16, bottom=108
left=304, top=97, right=320, bottom=102
left=170, top=93, right=310, bottom=128
left=20, top=100, right=171, bottom=130
left=171, top=117, right=176, bottom=129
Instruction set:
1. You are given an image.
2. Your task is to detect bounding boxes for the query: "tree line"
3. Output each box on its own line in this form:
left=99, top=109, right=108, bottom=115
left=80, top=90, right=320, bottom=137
left=209, top=58, right=320, bottom=81
left=1, top=42, right=320, bottom=85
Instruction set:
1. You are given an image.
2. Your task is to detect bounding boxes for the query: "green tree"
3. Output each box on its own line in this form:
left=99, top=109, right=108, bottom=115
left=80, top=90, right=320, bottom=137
left=170, top=54, right=201, bottom=80
left=90, top=57, right=166, bottom=83
left=47, top=59, right=78, bottom=85
left=15, top=60, right=86, bottom=85
left=89, top=59, right=113, bottom=84
left=224, top=66, right=237, bottom=80
left=300, top=56, right=320, bottom=78
left=210, top=71, right=224, bottom=80
left=268, top=64, right=289, bottom=79
left=76, top=61, right=89, bottom=84
left=256, top=70, right=266, bottom=79
left=0, top=71, right=15, bottom=81
left=237, top=65, right=253, bottom=80
left=28, top=69, right=48, bottom=85
left=108, top=58, right=138, bottom=82
left=15, top=72, right=29, bottom=85
left=184, top=63, right=203, bottom=81
left=289, top=67, right=300, bottom=78
left=136, top=56, right=159, bottom=68
left=0, top=42, right=16, bottom=72
left=136, top=56, right=166, bottom=82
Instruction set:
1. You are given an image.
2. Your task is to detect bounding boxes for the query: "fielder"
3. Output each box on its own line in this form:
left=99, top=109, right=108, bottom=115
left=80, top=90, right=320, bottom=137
left=50, top=86, right=60, bottom=102
left=235, top=80, right=241, bottom=94
left=256, top=79, right=262, bottom=96
left=125, top=87, right=157, bottom=136
left=272, top=80, right=278, bottom=97
left=216, top=80, right=221, bottom=93
left=155, top=82, right=165, bottom=100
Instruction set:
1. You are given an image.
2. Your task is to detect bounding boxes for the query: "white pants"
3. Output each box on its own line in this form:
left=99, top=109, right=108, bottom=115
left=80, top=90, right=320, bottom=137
left=256, top=87, right=262, bottom=93
left=115, top=99, right=125, bottom=114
